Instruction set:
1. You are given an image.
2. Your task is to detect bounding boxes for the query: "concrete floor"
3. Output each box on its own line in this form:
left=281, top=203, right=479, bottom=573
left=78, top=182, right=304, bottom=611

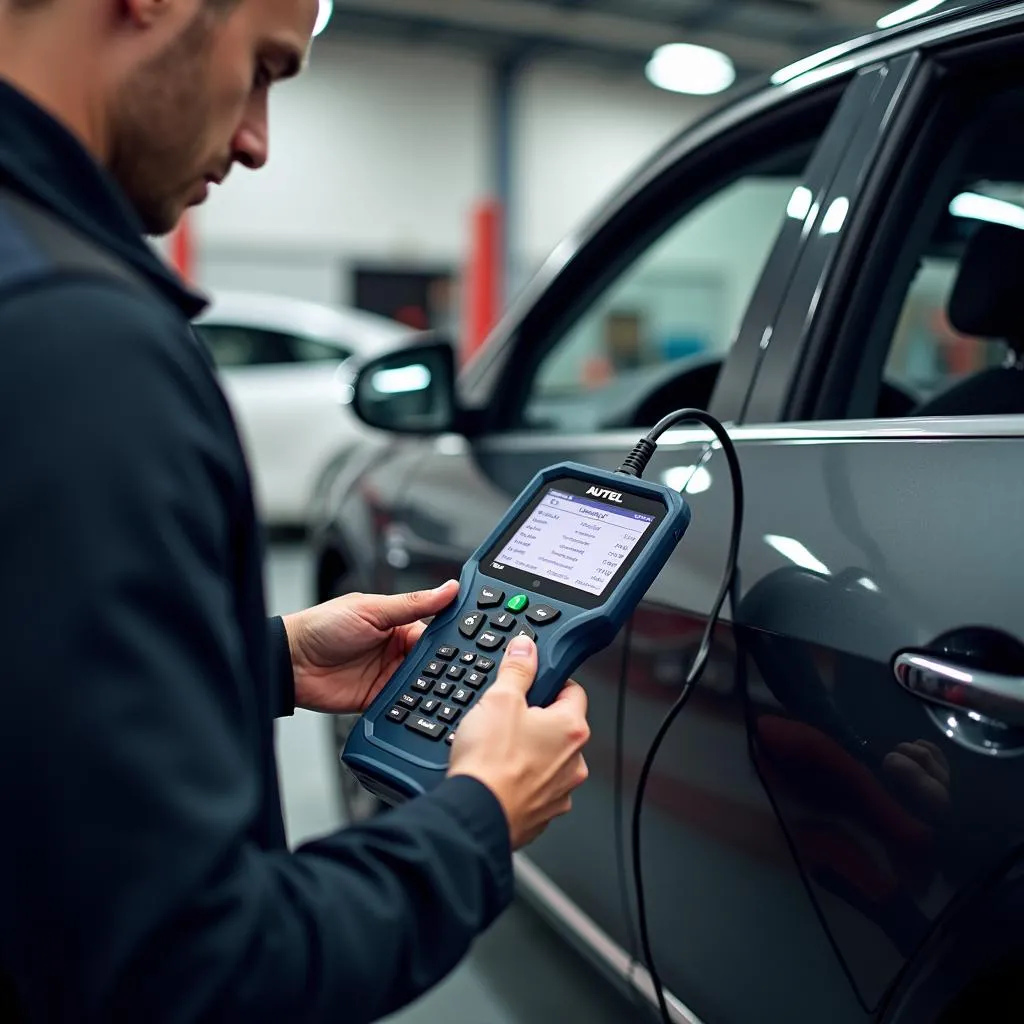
left=265, top=544, right=652, bottom=1024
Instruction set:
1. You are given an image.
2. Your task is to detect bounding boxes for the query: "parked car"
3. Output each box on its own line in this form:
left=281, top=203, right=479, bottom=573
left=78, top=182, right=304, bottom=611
left=310, top=2, right=1024, bottom=1020
left=193, top=291, right=409, bottom=527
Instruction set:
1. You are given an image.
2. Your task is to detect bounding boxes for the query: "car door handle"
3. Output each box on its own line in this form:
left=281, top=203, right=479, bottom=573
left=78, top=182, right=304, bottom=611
left=894, top=652, right=1024, bottom=727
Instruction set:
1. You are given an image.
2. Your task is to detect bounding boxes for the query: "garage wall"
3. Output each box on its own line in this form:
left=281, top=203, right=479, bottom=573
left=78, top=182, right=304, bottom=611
left=193, top=38, right=712, bottom=308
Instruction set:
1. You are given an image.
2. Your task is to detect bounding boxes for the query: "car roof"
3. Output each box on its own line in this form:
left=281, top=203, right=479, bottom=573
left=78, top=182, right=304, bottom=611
left=196, top=290, right=412, bottom=355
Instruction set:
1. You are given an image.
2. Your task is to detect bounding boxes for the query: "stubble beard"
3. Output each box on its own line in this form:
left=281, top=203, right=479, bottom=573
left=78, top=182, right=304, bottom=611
left=107, top=11, right=217, bottom=236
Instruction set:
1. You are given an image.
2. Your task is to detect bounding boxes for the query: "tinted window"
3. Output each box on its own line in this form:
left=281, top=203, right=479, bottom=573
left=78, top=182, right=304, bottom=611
left=516, top=142, right=826, bottom=434
left=289, top=336, right=351, bottom=363
left=196, top=326, right=349, bottom=368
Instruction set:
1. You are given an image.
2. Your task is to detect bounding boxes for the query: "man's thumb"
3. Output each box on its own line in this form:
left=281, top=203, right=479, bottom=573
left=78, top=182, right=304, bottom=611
left=375, top=580, right=458, bottom=628
left=491, top=635, right=538, bottom=696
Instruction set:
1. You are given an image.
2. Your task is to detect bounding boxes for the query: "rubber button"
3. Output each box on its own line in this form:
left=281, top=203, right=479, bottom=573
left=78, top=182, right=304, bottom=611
left=526, top=605, right=561, bottom=626
left=506, top=594, right=529, bottom=613
left=459, top=611, right=486, bottom=638
left=405, top=716, right=447, bottom=741
left=477, top=587, right=505, bottom=608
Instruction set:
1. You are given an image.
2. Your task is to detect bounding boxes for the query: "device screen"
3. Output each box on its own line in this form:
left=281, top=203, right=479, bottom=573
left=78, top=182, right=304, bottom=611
left=483, top=477, right=666, bottom=608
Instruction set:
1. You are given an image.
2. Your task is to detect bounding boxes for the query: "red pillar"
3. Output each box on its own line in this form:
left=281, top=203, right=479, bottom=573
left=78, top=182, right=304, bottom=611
left=463, top=200, right=504, bottom=362
left=169, top=213, right=195, bottom=284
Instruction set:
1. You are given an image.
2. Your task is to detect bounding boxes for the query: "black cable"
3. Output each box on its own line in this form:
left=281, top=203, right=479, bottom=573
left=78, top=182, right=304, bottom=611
left=616, top=409, right=745, bottom=1024
left=613, top=616, right=642, bottom=988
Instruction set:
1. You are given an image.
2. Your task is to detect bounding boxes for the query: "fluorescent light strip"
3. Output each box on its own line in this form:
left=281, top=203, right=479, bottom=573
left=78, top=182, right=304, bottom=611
left=950, top=192, right=1024, bottom=230
left=877, top=0, right=945, bottom=30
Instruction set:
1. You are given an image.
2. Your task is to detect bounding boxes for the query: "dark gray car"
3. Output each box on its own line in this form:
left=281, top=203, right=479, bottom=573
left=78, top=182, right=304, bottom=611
left=309, top=3, right=1024, bottom=1019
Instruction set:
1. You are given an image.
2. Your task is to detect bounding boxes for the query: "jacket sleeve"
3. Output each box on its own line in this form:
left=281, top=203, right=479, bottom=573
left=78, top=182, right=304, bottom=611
left=0, top=278, right=514, bottom=1024
left=268, top=615, right=297, bottom=718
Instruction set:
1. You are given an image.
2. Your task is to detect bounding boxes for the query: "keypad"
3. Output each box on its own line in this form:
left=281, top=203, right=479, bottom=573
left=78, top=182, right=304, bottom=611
left=386, top=617, right=549, bottom=742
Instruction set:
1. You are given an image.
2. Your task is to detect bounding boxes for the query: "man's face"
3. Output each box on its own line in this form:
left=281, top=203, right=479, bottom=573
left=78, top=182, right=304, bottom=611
left=108, top=0, right=316, bottom=236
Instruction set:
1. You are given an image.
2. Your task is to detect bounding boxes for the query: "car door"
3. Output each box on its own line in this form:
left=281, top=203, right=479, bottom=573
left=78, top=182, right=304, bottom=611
left=724, top=12, right=1024, bottom=1023
left=378, top=69, right=894, bottom=1024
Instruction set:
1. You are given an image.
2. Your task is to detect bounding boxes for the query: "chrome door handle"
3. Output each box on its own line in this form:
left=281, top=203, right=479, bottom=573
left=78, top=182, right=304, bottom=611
left=894, top=652, right=1024, bottom=727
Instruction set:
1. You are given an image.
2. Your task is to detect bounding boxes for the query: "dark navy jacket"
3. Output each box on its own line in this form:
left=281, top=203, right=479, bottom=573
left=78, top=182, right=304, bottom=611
left=0, top=79, right=512, bottom=1023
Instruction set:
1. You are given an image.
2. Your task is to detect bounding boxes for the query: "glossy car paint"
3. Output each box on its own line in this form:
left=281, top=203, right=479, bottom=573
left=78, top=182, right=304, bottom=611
left=309, top=4, right=1024, bottom=1020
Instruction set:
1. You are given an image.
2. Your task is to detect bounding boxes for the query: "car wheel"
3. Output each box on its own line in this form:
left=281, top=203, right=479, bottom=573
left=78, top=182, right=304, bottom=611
left=321, top=555, right=386, bottom=824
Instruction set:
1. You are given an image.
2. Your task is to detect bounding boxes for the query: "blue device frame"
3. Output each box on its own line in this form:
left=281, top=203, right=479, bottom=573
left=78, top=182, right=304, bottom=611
left=342, top=461, right=691, bottom=805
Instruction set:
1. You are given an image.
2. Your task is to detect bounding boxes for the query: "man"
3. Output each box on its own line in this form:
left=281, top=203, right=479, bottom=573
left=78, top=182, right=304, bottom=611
left=0, top=1, right=591, bottom=1021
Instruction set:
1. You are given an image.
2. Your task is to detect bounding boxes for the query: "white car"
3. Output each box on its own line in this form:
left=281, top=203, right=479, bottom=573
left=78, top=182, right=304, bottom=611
left=194, top=291, right=410, bottom=527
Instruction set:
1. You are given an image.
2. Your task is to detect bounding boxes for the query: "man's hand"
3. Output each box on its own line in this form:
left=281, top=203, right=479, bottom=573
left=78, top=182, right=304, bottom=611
left=282, top=581, right=459, bottom=715
left=449, top=635, right=591, bottom=849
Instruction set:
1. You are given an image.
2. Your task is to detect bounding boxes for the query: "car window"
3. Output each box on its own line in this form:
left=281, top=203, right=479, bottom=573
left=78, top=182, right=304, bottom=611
left=288, top=336, right=352, bottom=363
left=820, top=80, right=1024, bottom=420
left=195, top=325, right=297, bottom=368
left=518, top=145, right=823, bottom=434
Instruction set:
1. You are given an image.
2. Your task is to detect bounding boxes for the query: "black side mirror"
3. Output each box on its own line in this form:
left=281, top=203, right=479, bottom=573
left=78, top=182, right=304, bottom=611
left=344, top=334, right=459, bottom=435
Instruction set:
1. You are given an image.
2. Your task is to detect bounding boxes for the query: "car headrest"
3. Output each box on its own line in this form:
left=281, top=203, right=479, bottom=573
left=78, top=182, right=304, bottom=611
left=949, top=222, right=1024, bottom=344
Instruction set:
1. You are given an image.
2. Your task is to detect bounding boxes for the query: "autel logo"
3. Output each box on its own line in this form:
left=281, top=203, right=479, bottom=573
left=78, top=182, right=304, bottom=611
left=586, top=486, right=623, bottom=503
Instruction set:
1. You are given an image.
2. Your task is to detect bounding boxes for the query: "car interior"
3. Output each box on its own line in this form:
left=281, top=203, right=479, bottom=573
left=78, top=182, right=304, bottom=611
left=863, top=84, right=1024, bottom=420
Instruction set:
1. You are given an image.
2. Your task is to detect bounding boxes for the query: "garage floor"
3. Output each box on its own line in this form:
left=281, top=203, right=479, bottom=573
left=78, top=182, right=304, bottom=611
left=266, top=544, right=651, bottom=1024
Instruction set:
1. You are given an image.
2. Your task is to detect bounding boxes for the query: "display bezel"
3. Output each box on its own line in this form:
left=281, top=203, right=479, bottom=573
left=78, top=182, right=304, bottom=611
left=479, top=475, right=667, bottom=609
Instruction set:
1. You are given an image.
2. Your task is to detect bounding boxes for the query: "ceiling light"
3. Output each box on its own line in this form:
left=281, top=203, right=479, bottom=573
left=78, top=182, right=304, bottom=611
left=313, top=0, right=333, bottom=37
left=646, top=44, right=736, bottom=97
left=876, top=0, right=945, bottom=29
left=950, top=192, right=1024, bottom=230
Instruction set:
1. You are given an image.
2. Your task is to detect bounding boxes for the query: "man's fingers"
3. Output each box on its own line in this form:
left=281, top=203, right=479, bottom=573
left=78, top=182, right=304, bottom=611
left=373, top=580, right=459, bottom=629
left=489, top=636, right=538, bottom=697
left=551, top=680, right=588, bottom=720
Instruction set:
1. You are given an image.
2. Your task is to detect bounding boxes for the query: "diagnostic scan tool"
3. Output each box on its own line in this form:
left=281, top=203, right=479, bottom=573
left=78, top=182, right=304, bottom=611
left=342, top=461, right=691, bottom=805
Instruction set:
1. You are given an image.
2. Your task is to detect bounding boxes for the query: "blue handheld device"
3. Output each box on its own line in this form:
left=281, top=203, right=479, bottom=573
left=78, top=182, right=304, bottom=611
left=342, top=461, right=691, bottom=805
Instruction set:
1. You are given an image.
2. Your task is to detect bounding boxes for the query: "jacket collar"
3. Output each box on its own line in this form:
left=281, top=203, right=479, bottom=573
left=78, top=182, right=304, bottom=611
left=0, top=77, right=208, bottom=318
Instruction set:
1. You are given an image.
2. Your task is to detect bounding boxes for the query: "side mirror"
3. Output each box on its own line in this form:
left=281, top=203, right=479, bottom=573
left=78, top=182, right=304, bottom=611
left=344, top=334, right=459, bottom=435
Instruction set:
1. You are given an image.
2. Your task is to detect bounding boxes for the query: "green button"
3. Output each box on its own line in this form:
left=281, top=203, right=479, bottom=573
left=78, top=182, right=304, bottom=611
left=506, top=594, right=529, bottom=613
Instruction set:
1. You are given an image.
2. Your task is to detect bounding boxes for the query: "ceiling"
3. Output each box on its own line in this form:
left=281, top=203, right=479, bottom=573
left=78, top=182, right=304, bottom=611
left=320, top=0, right=924, bottom=87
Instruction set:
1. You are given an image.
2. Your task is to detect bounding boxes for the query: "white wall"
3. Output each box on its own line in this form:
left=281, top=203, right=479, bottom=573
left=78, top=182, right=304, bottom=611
left=191, top=40, right=712, bottom=309
left=195, top=38, right=492, bottom=304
